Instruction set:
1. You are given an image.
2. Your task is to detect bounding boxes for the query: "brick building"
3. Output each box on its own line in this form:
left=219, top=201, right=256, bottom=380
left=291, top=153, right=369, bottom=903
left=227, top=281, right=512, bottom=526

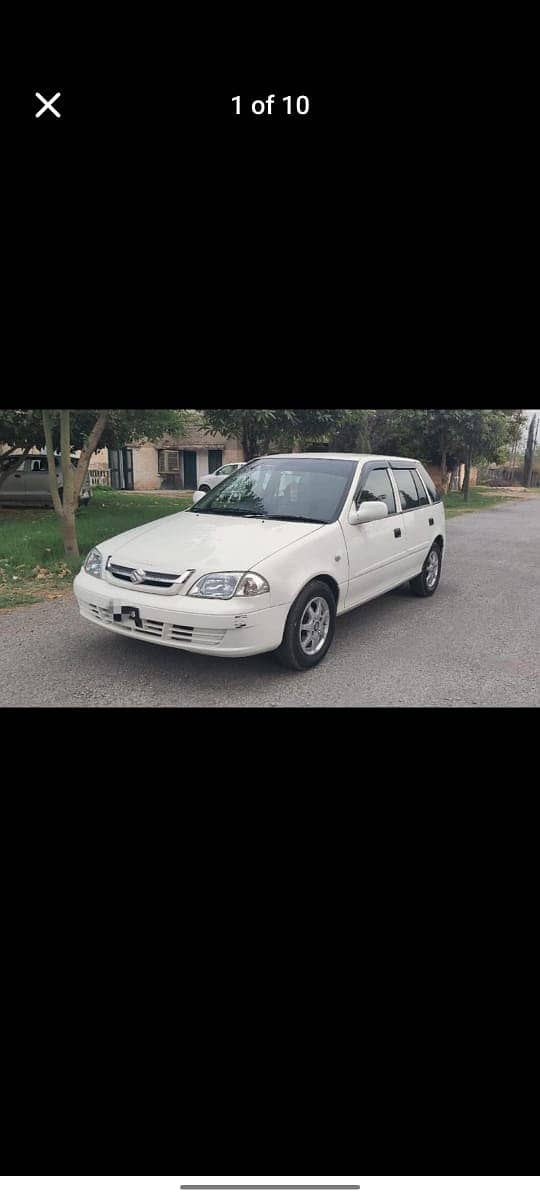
left=88, top=413, right=244, bottom=492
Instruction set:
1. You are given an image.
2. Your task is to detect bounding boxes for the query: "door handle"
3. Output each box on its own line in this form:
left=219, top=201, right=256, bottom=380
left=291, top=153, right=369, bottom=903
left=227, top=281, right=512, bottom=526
left=14, top=473, right=22, bottom=478
left=394, top=528, right=402, bottom=538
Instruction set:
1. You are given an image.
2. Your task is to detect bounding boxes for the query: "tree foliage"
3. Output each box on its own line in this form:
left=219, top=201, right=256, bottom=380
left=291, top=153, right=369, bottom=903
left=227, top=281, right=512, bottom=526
left=199, top=408, right=525, bottom=498
left=69, top=408, right=186, bottom=451
left=327, top=410, right=373, bottom=453
left=198, top=409, right=351, bottom=460
left=0, top=408, right=187, bottom=558
left=369, top=408, right=525, bottom=496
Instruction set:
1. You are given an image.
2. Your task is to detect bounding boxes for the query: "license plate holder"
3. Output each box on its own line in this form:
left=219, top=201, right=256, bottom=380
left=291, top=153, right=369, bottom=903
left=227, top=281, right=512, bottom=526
left=113, top=602, right=143, bottom=629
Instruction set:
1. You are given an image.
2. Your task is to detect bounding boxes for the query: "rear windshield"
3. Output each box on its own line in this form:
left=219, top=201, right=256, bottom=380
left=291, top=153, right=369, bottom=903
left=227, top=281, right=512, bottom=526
left=191, top=457, right=357, bottom=523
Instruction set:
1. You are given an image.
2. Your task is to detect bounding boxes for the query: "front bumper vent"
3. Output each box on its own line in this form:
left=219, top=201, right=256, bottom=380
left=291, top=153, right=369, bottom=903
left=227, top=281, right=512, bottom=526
left=82, top=602, right=226, bottom=647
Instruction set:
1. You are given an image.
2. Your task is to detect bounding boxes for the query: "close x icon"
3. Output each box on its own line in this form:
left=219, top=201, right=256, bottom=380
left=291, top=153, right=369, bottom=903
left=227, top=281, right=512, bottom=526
left=35, top=91, right=61, bottom=118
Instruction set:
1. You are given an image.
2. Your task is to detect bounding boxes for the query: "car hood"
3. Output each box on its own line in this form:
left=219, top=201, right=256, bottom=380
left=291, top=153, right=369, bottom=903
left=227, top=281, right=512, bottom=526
left=97, top=510, right=322, bottom=574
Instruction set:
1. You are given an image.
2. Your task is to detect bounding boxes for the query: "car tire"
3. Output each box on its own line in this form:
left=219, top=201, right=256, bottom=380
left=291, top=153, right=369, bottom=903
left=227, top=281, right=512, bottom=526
left=80, top=499, right=90, bottom=507
left=199, top=485, right=210, bottom=493
left=409, top=541, right=442, bottom=597
left=275, top=580, right=337, bottom=671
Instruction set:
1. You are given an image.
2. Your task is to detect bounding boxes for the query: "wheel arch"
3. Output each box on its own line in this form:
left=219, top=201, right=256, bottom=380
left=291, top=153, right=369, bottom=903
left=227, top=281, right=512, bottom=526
left=304, top=573, right=341, bottom=606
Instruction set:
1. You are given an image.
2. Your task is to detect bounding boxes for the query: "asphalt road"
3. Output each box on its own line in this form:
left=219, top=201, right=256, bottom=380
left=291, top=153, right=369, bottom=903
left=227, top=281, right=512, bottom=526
left=1, top=499, right=539, bottom=707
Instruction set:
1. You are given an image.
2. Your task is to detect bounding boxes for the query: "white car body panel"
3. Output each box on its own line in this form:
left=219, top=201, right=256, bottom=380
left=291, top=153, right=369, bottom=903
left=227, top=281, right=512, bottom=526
left=95, top=509, right=325, bottom=577
left=74, top=453, right=446, bottom=659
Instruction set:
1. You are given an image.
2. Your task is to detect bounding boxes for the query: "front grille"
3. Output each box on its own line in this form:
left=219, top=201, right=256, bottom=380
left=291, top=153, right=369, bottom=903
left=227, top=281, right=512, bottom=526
left=81, top=602, right=226, bottom=647
left=108, top=562, right=181, bottom=588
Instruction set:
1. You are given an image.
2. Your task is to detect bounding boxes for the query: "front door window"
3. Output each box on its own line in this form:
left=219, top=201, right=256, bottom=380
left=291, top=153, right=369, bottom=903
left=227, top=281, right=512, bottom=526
left=358, top=467, right=396, bottom=514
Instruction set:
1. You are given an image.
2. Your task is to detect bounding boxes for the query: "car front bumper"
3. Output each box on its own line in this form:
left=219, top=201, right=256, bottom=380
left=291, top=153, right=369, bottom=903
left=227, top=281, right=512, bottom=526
left=74, top=572, right=289, bottom=658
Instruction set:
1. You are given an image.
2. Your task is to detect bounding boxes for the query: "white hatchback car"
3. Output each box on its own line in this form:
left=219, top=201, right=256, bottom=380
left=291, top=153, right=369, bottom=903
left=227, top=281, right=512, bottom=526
left=193, top=461, right=246, bottom=501
left=74, top=454, right=446, bottom=670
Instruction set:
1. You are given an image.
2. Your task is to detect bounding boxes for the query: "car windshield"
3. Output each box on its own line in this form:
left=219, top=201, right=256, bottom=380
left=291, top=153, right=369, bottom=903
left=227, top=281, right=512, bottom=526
left=191, top=457, right=357, bottom=523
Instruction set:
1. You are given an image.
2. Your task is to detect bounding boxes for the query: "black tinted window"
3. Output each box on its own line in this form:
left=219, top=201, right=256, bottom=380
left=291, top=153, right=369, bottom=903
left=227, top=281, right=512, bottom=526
left=359, top=467, right=396, bottom=515
left=416, top=463, right=440, bottom=502
left=412, top=470, right=429, bottom=506
left=192, top=457, right=357, bottom=523
left=393, top=469, right=421, bottom=511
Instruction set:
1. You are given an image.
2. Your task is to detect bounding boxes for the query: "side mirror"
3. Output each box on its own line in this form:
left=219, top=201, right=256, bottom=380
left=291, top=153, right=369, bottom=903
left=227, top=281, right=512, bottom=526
left=349, top=500, right=389, bottom=525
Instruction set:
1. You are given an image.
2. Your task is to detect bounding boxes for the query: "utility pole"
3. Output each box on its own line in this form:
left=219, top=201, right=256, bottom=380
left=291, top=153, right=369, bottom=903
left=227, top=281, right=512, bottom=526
left=523, top=414, right=538, bottom=487
left=533, top=417, right=539, bottom=485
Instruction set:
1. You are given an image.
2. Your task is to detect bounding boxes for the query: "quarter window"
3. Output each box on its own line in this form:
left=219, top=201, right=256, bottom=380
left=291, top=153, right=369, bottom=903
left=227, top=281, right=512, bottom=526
left=358, top=467, right=396, bottom=515
left=412, top=470, right=429, bottom=506
left=416, top=463, right=440, bottom=503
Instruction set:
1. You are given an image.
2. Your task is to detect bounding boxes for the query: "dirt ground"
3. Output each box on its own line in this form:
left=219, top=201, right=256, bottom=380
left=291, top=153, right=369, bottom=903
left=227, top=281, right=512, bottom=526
left=478, top=486, right=540, bottom=499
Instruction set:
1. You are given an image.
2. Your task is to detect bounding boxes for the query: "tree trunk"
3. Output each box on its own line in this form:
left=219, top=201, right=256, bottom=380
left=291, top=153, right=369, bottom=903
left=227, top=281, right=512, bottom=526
left=463, top=450, right=472, bottom=503
left=242, top=417, right=259, bottom=461
left=73, top=410, right=109, bottom=503
left=439, top=442, right=451, bottom=495
left=42, top=409, right=110, bottom=560
left=60, top=410, right=79, bottom=559
left=509, top=436, right=518, bottom=485
left=61, top=513, right=79, bottom=557
left=42, top=409, right=64, bottom=519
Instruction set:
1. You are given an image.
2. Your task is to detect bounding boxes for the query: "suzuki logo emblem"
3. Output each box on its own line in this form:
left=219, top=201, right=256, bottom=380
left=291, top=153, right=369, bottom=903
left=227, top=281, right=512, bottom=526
left=129, top=569, right=145, bottom=584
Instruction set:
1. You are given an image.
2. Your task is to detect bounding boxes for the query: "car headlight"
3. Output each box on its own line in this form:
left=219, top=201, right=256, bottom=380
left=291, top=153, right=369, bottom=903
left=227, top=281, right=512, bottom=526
left=84, top=548, right=103, bottom=578
left=188, top=572, right=270, bottom=600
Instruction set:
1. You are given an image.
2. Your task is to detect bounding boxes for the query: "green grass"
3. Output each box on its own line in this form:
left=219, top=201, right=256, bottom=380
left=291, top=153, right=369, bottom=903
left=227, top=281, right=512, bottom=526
left=443, top=486, right=516, bottom=519
left=0, top=487, right=192, bottom=609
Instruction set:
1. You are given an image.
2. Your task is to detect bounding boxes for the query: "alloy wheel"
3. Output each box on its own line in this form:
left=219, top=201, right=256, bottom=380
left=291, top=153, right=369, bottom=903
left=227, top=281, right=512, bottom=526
left=299, top=596, right=331, bottom=655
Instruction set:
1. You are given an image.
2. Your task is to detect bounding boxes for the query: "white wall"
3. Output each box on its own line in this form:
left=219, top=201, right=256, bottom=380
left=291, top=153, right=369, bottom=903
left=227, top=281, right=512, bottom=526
left=197, top=450, right=209, bottom=480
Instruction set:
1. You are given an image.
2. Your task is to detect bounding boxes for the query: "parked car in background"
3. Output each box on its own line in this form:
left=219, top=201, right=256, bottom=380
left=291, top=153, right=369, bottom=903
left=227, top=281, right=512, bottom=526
left=193, top=461, right=246, bottom=501
left=0, top=454, right=92, bottom=508
left=74, top=453, right=445, bottom=671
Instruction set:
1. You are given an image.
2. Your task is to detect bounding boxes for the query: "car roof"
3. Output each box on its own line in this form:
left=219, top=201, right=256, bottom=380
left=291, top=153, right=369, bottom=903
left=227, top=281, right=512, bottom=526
left=261, top=453, right=420, bottom=464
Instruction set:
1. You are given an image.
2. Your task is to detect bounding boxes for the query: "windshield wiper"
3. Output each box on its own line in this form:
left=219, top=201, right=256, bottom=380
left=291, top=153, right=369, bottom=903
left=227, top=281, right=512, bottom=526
left=203, top=508, right=263, bottom=518
left=266, top=514, right=323, bottom=523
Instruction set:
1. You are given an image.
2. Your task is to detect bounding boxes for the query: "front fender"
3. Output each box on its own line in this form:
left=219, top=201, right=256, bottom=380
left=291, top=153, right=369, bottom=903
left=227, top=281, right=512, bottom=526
left=252, top=523, right=350, bottom=610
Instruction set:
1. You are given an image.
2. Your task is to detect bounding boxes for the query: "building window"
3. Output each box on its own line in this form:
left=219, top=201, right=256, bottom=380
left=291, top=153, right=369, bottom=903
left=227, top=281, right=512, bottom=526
left=158, top=449, right=181, bottom=474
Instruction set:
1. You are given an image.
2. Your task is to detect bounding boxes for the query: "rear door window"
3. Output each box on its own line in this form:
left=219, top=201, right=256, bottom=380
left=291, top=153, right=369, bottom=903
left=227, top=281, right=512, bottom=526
left=393, top=468, right=422, bottom=511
